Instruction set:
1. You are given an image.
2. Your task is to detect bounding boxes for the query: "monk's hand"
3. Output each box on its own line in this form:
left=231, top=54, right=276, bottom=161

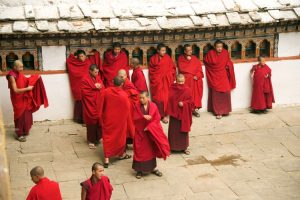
left=178, top=102, right=183, bottom=107
left=193, top=76, right=198, bottom=80
left=27, top=86, right=34, bottom=91
left=143, top=115, right=152, bottom=121
left=265, top=74, right=269, bottom=78
left=95, top=83, right=101, bottom=89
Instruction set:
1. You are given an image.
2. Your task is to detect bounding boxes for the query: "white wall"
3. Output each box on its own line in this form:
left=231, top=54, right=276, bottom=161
left=42, top=46, right=67, bottom=70
left=278, top=32, right=300, bottom=57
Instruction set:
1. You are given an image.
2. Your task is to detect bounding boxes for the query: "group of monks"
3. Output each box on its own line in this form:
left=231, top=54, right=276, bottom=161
left=6, top=40, right=275, bottom=200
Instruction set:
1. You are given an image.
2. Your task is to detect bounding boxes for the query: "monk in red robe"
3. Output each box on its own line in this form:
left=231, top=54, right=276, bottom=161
left=102, top=42, right=129, bottom=87
left=177, top=44, right=204, bottom=117
left=167, top=74, right=194, bottom=154
left=149, top=43, right=176, bottom=123
left=7, top=60, right=48, bottom=142
left=67, top=49, right=102, bottom=124
left=81, top=64, right=105, bottom=149
left=204, top=40, right=236, bottom=119
left=26, top=166, right=62, bottom=200
left=130, top=58, right=148, bottom=92
left=132, top=91, right=170, bottom=179
left=98, top=76, right=132, bottom=168
left=81, top=162, right=113, bottom=200
left=250, top=56, right=275, bottom=113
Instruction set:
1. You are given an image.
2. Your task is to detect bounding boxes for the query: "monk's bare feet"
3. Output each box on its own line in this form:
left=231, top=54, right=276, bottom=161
left=161, top=117, right=169, bottom=124
left=16, top=135, right=26, bottom=142
left=118, top=153, right=132, bottom=160
left=152, top=169, right=163, bottom=177
left=104, top=158, right=109, bottom=168
left=183, top=149, right=190, bottom=155
left=216, top=115, right=222, bottom=119
left=192, top=110, right=200, bottom=117
left=88, top=143, right=96, bottom=149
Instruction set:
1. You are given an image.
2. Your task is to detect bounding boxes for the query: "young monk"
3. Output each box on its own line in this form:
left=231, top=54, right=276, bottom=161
left=250, top=56, right=275, bottom=113
left=102, top=42, right=129, bottom=87
left=204, top=40, right=236, bottom=119
left=81, top=162, right=113, bottom=200
left=177, top=44, right=203, bottom=117
left=98, top=76, right=132, bottom=168
left=132, top=91, right=170, bottom=179
left=67, top=49, right=101, bottom=124
left=167, top=74, right=194, bottom=155
left=149, top=43, right=176, bottom=124
left=130, top=58, right=148, bottom=92
left=26, top=166, right=62, bottom=200
left=81, top=64, right=105, bottom=149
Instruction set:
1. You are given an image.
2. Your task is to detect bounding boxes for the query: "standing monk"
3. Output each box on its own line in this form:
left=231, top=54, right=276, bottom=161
left=149, top=43, right=176, bottom=123
left=204, top=40, right=236, bottom=119
left=132, top=91, right=170, bottom=179
left=250, top=56, right=275, bottom=113
left=102, top=42, right=129, bottom=87
left=81, top=64, right=105, bottom=149
left=130, top=58, right=148, bottom=92
left=81, top=162, right=113, bottom=200
left=98, top=76, right=132, bottom=168
left=67, top=49, right=102, bottom=124
left=177, top=44, right=203, bottom=117
left=167, top=74, right=194, bottom=154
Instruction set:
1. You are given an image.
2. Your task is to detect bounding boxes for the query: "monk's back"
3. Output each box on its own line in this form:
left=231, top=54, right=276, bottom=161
left=27, top=178, right=62, bottom=200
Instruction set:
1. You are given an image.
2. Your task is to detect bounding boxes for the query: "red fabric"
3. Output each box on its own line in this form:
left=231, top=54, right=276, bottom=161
left=204, top=49, right=233, bottom=92
left=251, top=64, right=275, bottom=110
left=167, top=83, right=194, bottom=132
left=133, top=101, right=170, bottom=160
left=131, top=67, right=148, bottom=92
left=149, top=54, right=176, bottom=114
left=14, top=109, right=33, bottom=137
left=82, top=176, right=113, bottom=200
left=227, top=60, right=236, bottom=89
left=102, top=50, right=129, bottom=87
left=208, top=89, right=232, bottom=115
left=28, top=75, right=49, bottom=113
left=98, top=87, right=130, bottom=157
left=81, top=75, right=104, bottom=125
left=26, top=177, right=62, bottom=200
left=88, top=51, right=103, bottom=79
left=177, top=55, right=204, bottom=108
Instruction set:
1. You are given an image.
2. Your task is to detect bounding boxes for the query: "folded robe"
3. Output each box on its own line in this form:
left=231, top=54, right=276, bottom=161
left=131, top=67, right=148, bottom=92
left=81, top=175, right=113, bottom=200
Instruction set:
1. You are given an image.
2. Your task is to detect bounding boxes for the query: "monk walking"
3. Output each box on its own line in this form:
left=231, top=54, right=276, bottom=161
left=81, top=162, right=113, bottom=200
left=250, top=56, right=275, bottom=113
left=149, top=43, right=176, bottom=123
left=167, top=74, right=194, bottom=154
left=132, top=91, right=170, bottom=179
left=177, top=44, right=203, bottom=117
left=26, top=166, right=62, bottom=200
left=204, top=40, right=236, bottom=119
left=130, top=58, right=148, bottom=92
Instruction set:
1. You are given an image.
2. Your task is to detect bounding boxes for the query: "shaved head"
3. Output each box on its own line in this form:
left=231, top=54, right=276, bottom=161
left=140, top=91, right=149, bottom=97
left=176, top=74, right=185, bottom=84
left=131, top=58, right=140, bottom=67
left=118, top=69, right=127, bottom=80
left=92, top=162, right=103, bottom=171
left=14, top=60, right=23, bottom=67
left=30, top=166, right=44, bottom=177
left=113, top=76, right=124, bottom=87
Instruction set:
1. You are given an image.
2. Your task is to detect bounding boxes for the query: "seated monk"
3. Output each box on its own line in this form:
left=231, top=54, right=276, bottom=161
left=130, top=58, right=148, bottom=93
left=26, top=166, right=62, bottom=200
left=81, top=162, right=113, bottom=200
left=132, top=91, right=170, bottom=179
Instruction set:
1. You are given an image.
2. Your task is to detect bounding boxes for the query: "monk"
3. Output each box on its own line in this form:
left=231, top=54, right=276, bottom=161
left=130, top=58, right=148, bottom=92
left=26, top=166, right=62, bottom=200
left=98, top=76, right=132, bottom=168
left=204, top=40, right=236, bottom=119
left=81, top=64, right=105, bottom=149
left=132, top=91, right=170, bottom=179
left=250, top=56, right=275, bottom=113
left=167, top=74, right=194, bottom=154
left=7, top=60, right=48, bottom=142
left=81, top=162, right=113, bottom=200
left=102, top=42, right=129, bottom=87
left=149, top=43, right=176, bottom=123
left=177, top=44, right=204, bottom=117
left=67, top=49, right=102, bottom=124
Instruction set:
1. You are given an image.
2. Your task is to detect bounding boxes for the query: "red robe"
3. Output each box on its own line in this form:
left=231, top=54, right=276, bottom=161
left=102, top=50, right=129, bottom=87
left=131, top=67, right=148, bottom=92
left=251, top=64, right=275, bottom=110
left=81, top=176, right=113, bottom=200
left=26, top=177, right=62, bottom=200
left=133, top=101, right=170, bottom=161
left=177, top=55, right=204, bottom=108
left=149, top=54, right=176, bottom=116
left=98, top=87, right=130, bottom=157
left=167, top=83, right=194, bottom=132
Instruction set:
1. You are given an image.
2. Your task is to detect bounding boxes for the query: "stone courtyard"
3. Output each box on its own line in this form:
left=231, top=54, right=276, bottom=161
left=5, top=106, right=300, bottom=200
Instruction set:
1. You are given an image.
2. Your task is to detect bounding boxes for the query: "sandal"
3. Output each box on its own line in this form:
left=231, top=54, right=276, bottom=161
left=136, top=172, right=142, bottom=179
left=152, top=169, right=163, bottom=177
left=119, top=154, right=132, bottom=160
left=161, top=117, right=169, bottom=124
left=88, top=143, right=96, bottom=149
left=216, top=115, right=222, bottom=119
left=103, top=162, right=109, bottom=168
left=16, top=136, right=26, bottom=142
left=183, top=149, right=190, bottom=155
left=192, top=111, right=200, bottom=117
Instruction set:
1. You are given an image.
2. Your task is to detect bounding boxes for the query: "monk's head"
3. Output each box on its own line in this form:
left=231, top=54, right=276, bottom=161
left=89, top=64, right=99, bottom=78
left=76, top=49, right=87, bottom=62
left=13, top=60, right=24, bottom=71
left=184, top=44, right=192, bottom=56
left=214, top=40, right=224, bottom=53
left=131, top=58, right=140, bottom=69
left=117, top=69, right=127, bottom=80
left=113, top=76, right=124, bottom=87
left=258, top=56, right=266, bottom=65
left=157, top=43, right=167, bottom=57
left=176, top=74, right=185, bottom=85
left=92, top=162, right=104, bottom=180
left=139, top=91, right=149, bottom=105
left=30, top=166, right=44, bottom=184
left=112, top=42, right=122, bottom=55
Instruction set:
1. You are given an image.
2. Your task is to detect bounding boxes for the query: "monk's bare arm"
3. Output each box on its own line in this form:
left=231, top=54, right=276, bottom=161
left=81, top=187, right=87, bottom=200
left=9, top=76, right=33, bottom=94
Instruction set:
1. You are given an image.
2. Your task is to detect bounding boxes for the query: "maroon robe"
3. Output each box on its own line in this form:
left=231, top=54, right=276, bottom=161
left=81, top=175, right=113, bottom=200
left=131, top=67, right=148, bottom=92
left=26, top=178, right=62, bottom=200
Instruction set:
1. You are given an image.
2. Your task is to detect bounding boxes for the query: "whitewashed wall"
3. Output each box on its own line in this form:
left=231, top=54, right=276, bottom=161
left=278, top=32, right=300, bottom=57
